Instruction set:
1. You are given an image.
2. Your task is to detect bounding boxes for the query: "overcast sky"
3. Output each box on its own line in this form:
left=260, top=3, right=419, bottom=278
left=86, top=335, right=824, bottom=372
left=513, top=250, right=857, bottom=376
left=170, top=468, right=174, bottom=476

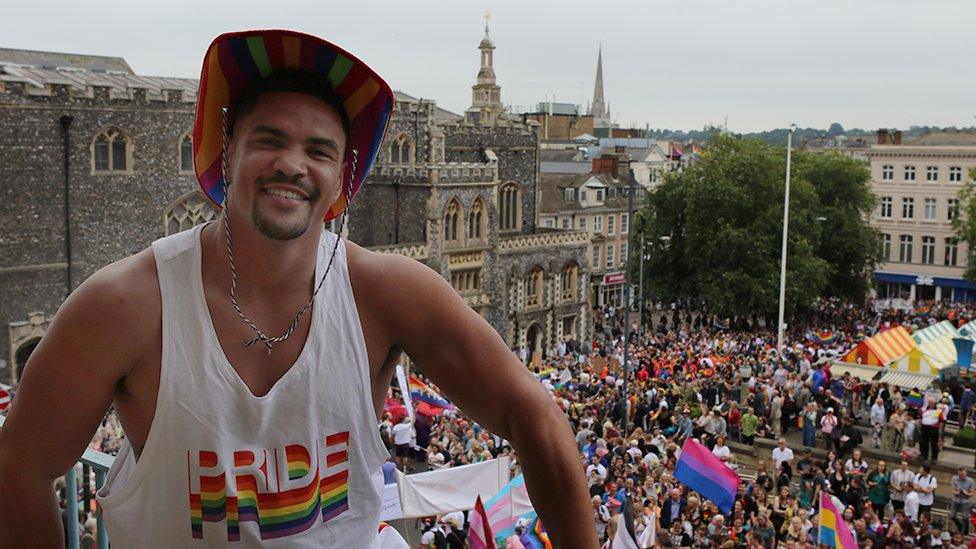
left=4, top=0, right=974, bottom=133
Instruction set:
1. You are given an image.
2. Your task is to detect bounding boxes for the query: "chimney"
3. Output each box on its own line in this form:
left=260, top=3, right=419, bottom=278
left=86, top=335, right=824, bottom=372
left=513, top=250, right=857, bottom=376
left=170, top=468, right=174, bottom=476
left=876, top=128, right=889, bottom=145
left=893, top=130, right=902, bottom=145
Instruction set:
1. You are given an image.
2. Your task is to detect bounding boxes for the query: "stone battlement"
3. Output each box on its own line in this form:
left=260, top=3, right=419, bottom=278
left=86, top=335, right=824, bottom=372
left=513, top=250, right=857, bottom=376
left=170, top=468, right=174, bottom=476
left=0, top=79, right=197, bottom=105
left=369, top=242, right=430, bottom=261
left=497, top=231, right=590, bottom=253
left=373, top=161, right=498, bottom=184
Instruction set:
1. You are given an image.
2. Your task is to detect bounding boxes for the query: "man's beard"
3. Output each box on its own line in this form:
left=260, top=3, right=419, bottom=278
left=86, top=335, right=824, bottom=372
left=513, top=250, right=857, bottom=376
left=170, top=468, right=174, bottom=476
left=250, top=173, right=320, bottom=240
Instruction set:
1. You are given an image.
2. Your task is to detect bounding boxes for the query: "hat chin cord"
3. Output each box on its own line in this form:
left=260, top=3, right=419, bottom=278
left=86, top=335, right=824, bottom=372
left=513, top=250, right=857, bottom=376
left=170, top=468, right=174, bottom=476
left=219, top=106, right=357, bottom=355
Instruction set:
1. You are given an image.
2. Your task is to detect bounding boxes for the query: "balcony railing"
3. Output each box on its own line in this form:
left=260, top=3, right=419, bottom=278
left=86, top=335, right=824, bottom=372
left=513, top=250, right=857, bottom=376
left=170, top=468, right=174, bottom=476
left=0, top=414, right=115, bottom=549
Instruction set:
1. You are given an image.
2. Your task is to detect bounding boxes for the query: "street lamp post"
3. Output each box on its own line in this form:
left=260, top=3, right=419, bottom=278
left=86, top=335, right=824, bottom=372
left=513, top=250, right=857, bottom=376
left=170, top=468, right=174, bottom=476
left=621, top=175, right=636, bottom=434
left=637, top=236, right=645, bottom=340
left=776, top=124, right=797, bottom=353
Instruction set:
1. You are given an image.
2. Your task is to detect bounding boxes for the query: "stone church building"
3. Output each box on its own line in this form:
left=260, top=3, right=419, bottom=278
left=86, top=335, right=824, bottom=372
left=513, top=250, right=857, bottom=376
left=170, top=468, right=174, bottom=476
left=0, top=27, right=590, bottom=385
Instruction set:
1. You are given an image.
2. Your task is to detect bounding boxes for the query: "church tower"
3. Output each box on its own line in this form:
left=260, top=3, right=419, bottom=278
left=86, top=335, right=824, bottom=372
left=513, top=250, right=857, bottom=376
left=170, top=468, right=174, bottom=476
left=465, top=21, right=505, bottom=125
left=590, top=45, right=611, bottom=128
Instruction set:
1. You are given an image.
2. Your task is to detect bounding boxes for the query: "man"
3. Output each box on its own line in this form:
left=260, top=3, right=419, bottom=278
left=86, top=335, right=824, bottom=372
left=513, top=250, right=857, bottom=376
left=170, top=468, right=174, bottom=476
left=960, top=384, right=976, bottom=429
left=836, top=416, right=862, bottom=459
left=870, top=397, right=886, bottom=449
left=741, top=406, right=759, bottom=446
left=659, top=489, right=687, bottom=529
left=949, top=467, right=974, bottom=535
left=771, top=438, right=794, bottom=471
left=915, top=464, right=938, bottom=517
left=0, top=30, right=595, bottom=546
left=889, top=460, right=914, bottom=512
left=391, top=415, right=416, bottom=471
left=920, top=399, right=944, bottom=462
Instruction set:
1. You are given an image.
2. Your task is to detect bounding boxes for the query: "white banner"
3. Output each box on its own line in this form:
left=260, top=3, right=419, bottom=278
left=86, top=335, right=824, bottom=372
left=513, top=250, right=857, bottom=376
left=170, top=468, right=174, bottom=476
left=395, top=457, right=511, bottom=518
left=395, top=364, right=414, bottom=420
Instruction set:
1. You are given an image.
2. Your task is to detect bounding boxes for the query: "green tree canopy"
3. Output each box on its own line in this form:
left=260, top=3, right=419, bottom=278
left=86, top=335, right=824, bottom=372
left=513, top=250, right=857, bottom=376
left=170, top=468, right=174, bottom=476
left=952, top=167, right=976, bottom=281
left=636, top=135, right=878, bottom=319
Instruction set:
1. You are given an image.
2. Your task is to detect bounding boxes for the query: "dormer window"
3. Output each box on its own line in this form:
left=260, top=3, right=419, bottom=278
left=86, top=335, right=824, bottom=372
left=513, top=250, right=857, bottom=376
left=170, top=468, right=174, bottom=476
left=596, top=189, right=604, bottom=201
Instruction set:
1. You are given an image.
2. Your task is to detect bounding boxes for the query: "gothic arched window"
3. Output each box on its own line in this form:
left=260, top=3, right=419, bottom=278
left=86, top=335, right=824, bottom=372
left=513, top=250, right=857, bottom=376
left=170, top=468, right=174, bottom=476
left=499, top=182, right=521, bottom=232
left=92, top=127, right=132, bottom=173
left=164, top=191, right=218, bottom=236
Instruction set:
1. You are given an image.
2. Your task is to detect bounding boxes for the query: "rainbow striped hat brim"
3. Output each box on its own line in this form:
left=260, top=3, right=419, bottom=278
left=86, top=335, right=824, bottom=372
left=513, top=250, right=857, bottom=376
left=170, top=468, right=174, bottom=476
left=192, top=29, right=394, bottom=221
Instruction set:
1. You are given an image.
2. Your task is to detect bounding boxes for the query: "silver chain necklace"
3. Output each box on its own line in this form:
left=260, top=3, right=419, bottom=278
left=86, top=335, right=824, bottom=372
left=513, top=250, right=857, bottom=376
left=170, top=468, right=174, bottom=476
left=219, top=106, right=357, bottom=355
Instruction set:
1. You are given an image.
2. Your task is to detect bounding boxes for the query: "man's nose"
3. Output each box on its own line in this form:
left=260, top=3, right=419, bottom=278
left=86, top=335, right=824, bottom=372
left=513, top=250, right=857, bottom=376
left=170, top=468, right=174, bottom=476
left=272, top=146, right=308, bottom=179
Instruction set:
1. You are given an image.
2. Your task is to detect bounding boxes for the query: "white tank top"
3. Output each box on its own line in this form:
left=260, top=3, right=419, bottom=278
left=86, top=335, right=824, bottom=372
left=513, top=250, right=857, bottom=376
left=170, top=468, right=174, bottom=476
left=97, top=223, right=389, bottom=547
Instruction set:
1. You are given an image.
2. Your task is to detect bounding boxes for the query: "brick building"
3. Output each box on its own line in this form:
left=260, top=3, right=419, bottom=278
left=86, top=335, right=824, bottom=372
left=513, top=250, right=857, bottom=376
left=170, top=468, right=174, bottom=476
left=0, top=27, right=591, bottom=384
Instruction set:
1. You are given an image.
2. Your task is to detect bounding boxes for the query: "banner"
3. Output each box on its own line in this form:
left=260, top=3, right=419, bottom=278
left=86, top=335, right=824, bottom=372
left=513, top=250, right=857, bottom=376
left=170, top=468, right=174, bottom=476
left=395, top=457, right=511, bottom=518
left=395, top=365, right=414, bottom=420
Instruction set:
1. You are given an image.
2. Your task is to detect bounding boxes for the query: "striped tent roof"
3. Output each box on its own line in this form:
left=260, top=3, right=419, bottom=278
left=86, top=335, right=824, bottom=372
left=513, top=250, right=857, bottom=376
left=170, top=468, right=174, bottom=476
left=912, top=320, right=959, bottom=344
left=891, top=336, right=956, bottom=376
left=842, top=326, right=916, bottom=366
left=959, top=320, right=976, bottom=339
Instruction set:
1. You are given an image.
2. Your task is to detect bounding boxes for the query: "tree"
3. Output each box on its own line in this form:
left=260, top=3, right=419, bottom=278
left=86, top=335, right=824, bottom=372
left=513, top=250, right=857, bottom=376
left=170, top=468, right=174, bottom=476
left=793, top=152, right=880, bottom=301
left=636, top=136, right=879, bottom=319
left=827, top=123, right=845, bottom=137
left=952, top=167, right=976, bottom=281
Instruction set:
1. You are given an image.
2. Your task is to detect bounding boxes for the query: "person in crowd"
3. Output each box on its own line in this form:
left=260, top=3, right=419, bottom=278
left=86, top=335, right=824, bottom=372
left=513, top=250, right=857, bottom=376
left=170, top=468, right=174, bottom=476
left=949, top=467, right=974, bottom=536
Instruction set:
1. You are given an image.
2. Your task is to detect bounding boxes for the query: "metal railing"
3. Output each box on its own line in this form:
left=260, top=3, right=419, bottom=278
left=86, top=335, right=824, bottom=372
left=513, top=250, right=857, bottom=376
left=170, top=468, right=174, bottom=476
left=0, top=414, right=115, bottom=548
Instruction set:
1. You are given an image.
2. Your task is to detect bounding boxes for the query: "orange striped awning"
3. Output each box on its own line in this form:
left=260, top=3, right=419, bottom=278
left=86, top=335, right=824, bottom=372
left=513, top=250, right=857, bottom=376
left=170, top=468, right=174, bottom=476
left=842, top=326, right=917, bottom=366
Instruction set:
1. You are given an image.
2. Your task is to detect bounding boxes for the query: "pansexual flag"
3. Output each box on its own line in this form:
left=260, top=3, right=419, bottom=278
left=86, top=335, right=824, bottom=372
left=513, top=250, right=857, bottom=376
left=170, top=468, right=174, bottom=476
left=819, top=493, right=857, bottom=549
left=673, top=438, right=741, bottom=513
left=407, top=375, right=453, bottom=411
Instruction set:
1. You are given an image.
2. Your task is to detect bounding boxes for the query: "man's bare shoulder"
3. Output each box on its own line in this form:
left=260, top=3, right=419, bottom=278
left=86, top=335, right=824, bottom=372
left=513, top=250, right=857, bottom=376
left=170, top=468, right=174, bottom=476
left=344, top=239, right=446, bottom=297
left=54, top=248, right=161, bottom=372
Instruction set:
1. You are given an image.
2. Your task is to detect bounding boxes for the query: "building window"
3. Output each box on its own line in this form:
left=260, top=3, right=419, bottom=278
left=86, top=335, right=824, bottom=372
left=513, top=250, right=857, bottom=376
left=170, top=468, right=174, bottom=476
left=882, top=165, right=894, bottom=181
left=880, top=196, right=892, bottom=219
left=164, top=191, right=218, bottom=236
left=607, top=215, right=616, bottom=236
left=389, top=133, right=414, bottom=165
left=580, top=190, right=587, bottom=202
left=499, top=182, right=521, bottom=231
left=945, top=238, right=959, bottom=266
left=545, top=219, right=554, bottom=228
left=904, top=165, right=916, bottom=181
left=881, top=233, right=891, bottom=261
left=594, top=215, right=603, bottom=232
left=525, top=267, right=543, bottom=308
left=596, top=189, right=604, bottom=201
left=592, top=246, right=600, bottom=268
left=561, top=218, right=570, bottom=229
left=561, top=262, right=579, bottom=302
left=948, top=199, right=960, bottom=221
left=92, top=128, right=131, bottom=173
left=179, top=134, right=193, bottom=172
left=621, top=213, right=629, bottom=234
left=901, top=197, right=914, bottom=219
left=606, top=244, right=615, bottom=269
left=564, top=188, right=576, bottom=201
left=950, top=166, right=963, bottom=182
left=579, top=217, right=586, bottom=230
left=926, top=166, right=939, bottom=182
left=451, top=268, right=481, bottom=294
left=443, top=199, right=462, bottom=244
left=922, top=236, right=935, bottom=264
left=621, top=242, right=628, bottom=263
left=468, top=198, right=486, bottom=241
left=899, top=234, right=913, bottom=263
left=923, top=198, right=937, bottom=220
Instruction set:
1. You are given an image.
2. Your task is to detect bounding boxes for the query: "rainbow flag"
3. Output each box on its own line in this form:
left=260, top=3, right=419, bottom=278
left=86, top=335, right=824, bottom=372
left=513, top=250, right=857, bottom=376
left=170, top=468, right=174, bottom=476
left=819, top=493, right=857, bottom=549
left=816, top=331, right=837, bottom=345
left=673, top=438, right=741, bottom=513
left=906, top=390, right=924, bottom=408
left=407, top=375, right=453, bottom=411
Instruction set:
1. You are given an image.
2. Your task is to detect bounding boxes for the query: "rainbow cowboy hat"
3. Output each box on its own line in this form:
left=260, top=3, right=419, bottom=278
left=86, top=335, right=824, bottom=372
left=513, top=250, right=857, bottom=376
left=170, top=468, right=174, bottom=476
left=192, top=29, right=395, bottom=221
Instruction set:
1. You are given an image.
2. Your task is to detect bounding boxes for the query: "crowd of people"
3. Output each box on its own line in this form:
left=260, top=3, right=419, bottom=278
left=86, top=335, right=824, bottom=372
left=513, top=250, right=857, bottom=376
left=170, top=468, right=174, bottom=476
left=393, top=299, right=976, bottom=548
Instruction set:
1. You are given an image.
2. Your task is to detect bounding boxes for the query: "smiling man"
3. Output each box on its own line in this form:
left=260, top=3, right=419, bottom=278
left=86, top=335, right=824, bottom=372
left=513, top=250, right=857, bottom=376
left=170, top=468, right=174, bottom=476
left=0, top=30, right=595, bottom=547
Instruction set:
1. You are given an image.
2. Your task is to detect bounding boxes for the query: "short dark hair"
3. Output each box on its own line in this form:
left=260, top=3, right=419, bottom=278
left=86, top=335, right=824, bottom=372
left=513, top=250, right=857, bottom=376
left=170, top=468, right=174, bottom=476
left=230, top=70, right=350, bottom=139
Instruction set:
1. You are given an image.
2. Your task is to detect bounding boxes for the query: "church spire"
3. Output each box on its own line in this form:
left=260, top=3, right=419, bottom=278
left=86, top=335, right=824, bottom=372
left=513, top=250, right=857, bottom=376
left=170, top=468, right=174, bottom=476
left=591, top=44, right=609, bottom=128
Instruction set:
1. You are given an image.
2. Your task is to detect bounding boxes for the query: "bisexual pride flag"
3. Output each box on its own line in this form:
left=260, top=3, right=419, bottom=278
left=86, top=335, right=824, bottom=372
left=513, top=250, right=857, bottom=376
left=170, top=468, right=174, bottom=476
left=819, top=493, right=857, bottom=549
left=673, top=438, right=741, bottom=513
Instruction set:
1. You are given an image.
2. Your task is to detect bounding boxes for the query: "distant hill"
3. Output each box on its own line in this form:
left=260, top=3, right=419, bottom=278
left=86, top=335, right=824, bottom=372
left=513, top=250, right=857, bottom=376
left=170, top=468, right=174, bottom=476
left=642, top=125, right=976, bottom=146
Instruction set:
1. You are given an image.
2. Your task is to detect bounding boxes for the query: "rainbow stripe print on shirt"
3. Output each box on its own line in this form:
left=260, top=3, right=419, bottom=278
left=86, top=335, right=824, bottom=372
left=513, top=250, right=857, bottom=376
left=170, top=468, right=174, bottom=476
left=187, top=431, right=352, bottom=541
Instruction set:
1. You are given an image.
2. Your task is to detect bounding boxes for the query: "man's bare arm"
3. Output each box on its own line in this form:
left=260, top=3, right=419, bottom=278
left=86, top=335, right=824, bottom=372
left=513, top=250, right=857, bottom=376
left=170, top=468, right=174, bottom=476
left=0, top=253, right=156, bottom=547
left=360, top=253, right=597, bottom=548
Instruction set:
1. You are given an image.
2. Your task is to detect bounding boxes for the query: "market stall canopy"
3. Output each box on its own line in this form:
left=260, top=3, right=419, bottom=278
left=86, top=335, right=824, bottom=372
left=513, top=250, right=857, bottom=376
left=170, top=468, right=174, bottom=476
left=912, top=320, right=960, bottom=345
left=959, top=320, right=976, bottom=339
left=842, top=326, right=916, bottom=366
